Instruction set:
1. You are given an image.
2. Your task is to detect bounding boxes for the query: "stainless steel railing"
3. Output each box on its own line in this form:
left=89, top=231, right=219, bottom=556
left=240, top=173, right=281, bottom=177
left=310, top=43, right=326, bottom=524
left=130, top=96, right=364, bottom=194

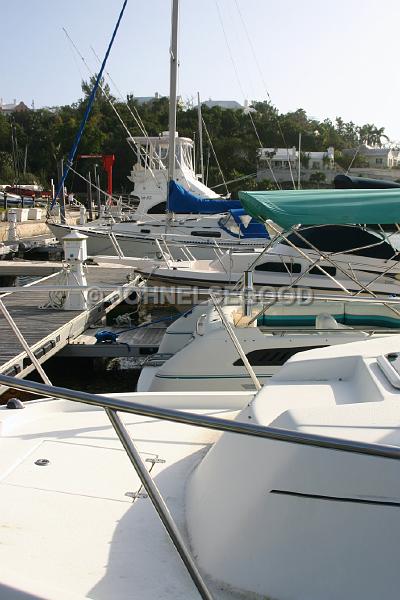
left=1, top=373, right=400, bottom=598
left=1, top=374, right=399, bottom=460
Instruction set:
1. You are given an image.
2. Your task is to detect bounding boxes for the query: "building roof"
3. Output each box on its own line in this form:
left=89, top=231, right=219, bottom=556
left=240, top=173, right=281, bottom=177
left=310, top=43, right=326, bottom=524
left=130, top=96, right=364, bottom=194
left=357, top=145, right=392, bottom=156
left=0, top=100, right=29, bottom=113
left=203, top=100, right=243, bottom=110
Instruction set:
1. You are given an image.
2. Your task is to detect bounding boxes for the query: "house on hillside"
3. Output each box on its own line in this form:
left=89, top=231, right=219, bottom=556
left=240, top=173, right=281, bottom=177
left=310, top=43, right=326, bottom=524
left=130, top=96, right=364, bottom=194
left=134, top=92, right=185, bottom=109
left=0, top=99, right=29, bottom=115
left=343, top=144, right=400, bottom=169
left=202, top=99, right=255, bottom=114
left=257, top=146, right=335, bottom=183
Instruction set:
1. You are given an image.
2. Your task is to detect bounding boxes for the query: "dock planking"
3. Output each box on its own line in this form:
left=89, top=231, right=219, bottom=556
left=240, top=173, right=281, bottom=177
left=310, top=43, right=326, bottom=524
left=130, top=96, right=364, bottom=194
left=59, top=323, right=168, bottom=358
left=0, top=265, right=140, bottom=390
left=0, top=260, right=64, bottom=277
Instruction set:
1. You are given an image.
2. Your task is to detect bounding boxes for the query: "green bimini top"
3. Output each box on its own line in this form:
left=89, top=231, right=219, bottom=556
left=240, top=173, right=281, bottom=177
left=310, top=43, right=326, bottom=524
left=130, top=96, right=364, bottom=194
left=238, top=188, right=400, bottom=229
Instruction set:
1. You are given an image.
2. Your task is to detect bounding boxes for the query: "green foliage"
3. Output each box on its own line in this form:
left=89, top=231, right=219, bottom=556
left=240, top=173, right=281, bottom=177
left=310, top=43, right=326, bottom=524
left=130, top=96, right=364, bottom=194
left=334, top=150, right=368, bottom=170
left=0, top=81, right=390, bottom=195
left=309, top=171, right=326, bottom=185
left=300, top=152, right=310, bottom=169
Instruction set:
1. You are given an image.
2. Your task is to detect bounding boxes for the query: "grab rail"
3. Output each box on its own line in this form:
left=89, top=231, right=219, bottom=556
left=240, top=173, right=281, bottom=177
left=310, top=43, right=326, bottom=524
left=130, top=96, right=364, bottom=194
left=2, top=373, right=400, bottom=596
left=108, top=231, right=125, bottom=259
left=1, top=375, right=400, bottom=461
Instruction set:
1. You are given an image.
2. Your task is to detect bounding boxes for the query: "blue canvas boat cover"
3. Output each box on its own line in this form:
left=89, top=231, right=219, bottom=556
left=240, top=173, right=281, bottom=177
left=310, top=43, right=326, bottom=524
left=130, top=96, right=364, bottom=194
left=168, top=180, right=241, bottom=213
left=227, top=209, right=269, bottom=239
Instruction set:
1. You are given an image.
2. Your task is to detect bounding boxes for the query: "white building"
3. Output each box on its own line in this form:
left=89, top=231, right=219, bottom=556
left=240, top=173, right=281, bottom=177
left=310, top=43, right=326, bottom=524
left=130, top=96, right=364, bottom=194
left=344, top=144, right=400, bottom=169
left=257, top=146, right=335, bottom=183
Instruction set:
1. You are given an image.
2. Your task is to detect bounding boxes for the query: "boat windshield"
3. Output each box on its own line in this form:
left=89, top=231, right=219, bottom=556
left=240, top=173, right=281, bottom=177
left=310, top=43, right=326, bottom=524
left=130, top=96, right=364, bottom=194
left=218, top=214, right=240, bottom=235
left=281, top=225, right=398, bottom=260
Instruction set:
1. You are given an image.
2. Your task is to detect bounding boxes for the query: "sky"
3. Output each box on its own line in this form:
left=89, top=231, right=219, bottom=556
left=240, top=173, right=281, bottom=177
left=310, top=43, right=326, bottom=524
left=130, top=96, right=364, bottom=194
left=2, top=0, right=400, bottom=140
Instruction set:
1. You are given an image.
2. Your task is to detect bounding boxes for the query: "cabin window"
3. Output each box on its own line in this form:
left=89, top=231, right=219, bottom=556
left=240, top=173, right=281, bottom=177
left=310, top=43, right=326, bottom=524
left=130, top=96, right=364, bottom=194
left=191, top=231, right=221, bottom=238
left=309, top=265, right=336, bottom=276
left=140, top=229, right=151, bottom=234
left=233, top=346, right=327, bottom=367
left=255, top=262, right=301, bottom=273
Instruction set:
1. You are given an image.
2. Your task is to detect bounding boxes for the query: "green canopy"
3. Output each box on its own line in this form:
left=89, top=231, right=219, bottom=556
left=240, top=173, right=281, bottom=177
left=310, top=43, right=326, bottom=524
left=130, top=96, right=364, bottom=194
left=238, top=188, right=400, bottom=229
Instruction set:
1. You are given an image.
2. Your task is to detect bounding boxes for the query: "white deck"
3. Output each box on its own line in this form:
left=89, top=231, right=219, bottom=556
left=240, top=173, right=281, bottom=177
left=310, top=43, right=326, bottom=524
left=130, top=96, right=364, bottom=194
left=0, top=396, right=246, bottom=600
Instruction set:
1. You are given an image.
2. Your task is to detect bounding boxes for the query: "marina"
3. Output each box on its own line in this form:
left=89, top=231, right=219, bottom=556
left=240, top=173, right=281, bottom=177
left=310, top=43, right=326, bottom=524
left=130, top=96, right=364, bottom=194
left=2, top=0, right=400, bottom=598
left=0, top=263, right=142, bottom=386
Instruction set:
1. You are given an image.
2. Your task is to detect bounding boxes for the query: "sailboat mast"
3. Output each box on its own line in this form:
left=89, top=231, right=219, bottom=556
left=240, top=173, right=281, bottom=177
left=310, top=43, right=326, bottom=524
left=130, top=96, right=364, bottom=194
left=168, top=0, right=179, bottom=186
left=197, top=92, right=204, bottom=181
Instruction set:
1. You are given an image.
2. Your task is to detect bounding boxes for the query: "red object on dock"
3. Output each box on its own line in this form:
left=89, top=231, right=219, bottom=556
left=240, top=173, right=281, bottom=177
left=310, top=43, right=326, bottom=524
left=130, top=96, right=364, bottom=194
left=77, top=154, right=115, bottom=202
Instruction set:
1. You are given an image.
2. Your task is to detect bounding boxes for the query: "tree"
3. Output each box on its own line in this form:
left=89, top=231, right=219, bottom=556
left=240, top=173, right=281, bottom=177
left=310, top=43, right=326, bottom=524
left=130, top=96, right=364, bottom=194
left=0, top=87, right=390, bottom=194
left=309, top=171, right=326, bottom=186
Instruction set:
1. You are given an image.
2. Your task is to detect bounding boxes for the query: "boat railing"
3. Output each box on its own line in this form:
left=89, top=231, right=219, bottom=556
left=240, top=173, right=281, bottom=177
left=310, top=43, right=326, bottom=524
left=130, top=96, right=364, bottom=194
left=4, top=283, right=400, bottom=304
left=259, top=327, right=400, bottom=335
left=108, top=230, right=125, bottom=259
left=210, top=292, right=261, bottom=391
left=1, top=372, right=400, bottom=599
left=159, top=233, right=196, bottom=262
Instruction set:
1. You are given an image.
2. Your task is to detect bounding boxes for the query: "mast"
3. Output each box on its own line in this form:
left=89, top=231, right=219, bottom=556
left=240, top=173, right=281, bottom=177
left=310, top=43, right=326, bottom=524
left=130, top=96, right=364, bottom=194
left=168, top=0, right=179, bottom=189
left=197, top=92, right=204, bottom=181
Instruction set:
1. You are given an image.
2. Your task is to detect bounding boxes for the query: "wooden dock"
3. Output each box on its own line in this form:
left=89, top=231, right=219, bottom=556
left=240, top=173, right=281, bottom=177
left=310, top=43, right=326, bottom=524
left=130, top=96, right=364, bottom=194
left=0, top=260, right=63, bottom=277
left=58, top=324, right=168, bottom=358
left=0, top=265, right=142, bottom=393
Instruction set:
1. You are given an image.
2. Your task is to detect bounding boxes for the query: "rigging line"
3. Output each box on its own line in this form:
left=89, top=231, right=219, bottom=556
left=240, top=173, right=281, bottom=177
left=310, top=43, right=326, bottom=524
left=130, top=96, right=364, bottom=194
left=62, top=28, right=140, bottom=156
left=64, top=31, right=86, bottom=82
left=201, top=116, right=228, bottom=196
left=233, top=0, right=291, bottom=148
left=90, top=45, right=168, bottom=184
left=214, top=0, right=247, bottom=105
left=256, top=148, right=281, bottom=190
left=68, top=165, right=116, bottom=202
left=233, top=0, right=294, bottom=189
left=68, top=166, right=143, bottom=212
left=345, top=144, right=361, bottom=175
left=214, top=0, right=265, bottom=151
left=211, top=172, right=257, bottom=189
left=68, top=165, right=133, bottom=212
left=90, top=45, right=152, bottom=144
left=214, top=0, right=281, bottom=190
left=63, top=31, right=162, bottom=190
left=52, top=0, right=129, bottom=209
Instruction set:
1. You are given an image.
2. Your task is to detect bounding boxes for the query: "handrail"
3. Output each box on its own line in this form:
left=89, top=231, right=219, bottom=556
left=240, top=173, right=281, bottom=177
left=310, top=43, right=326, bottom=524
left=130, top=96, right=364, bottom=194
left=155, top=237, right=172, bottom=267
left=105, top=407, right=212, bottom=600
left=2, top=285, right=400, bottom=306
left=1, top=374, right=400, bottom=460
left=0, top=299, right=52, bottom=386
left=210, top=293, right=262, bottom=391
left=182, top=244, right=195, bottom=261
left=108, top=231, right=125, bottom=259
left=0, top=370, right=213, bottom=600
left=2, top=373, right=400, bottom=598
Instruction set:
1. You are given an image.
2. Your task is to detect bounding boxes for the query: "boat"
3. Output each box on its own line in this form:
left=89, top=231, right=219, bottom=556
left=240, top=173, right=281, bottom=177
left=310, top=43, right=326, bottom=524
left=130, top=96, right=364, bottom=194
left=129, top=225, right=400, bottom=294
left=48, top=181, right=270, bottom=260
left=47, top=0, right=272, bottom=260
left=334, top=173, right=400, bottom=189
left=129, top=188, right=400, bottom=296
left=0, top=241, right=17, bottom=260
left=137, top=298, right=400, bottom=391
left=1, top=332, right=400, bottom=598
